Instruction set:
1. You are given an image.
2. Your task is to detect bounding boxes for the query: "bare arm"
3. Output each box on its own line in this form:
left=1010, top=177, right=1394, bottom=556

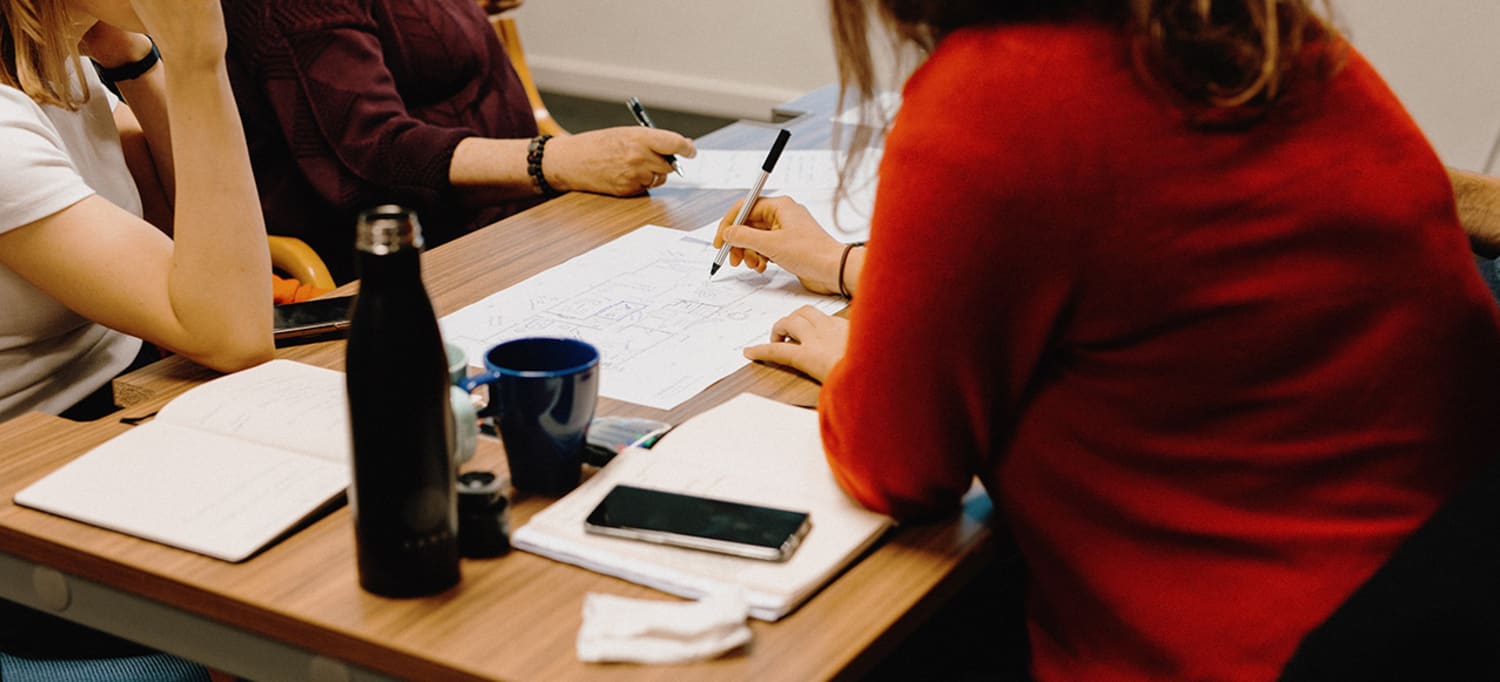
left=85, top=27, right=175, bottom=209
left=113, top=104, right=172, bottom=233
left=1449, top=167, right=1500, bottom=258
left=261, top=19, right=693, bottom=212
left=449, top=126, right=695, bottom=202
left=0, top=4, right=270, bottom=371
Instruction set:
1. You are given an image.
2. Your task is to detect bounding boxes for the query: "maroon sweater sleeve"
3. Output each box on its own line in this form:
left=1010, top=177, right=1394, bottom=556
left=253, top=0, right=475, bottom=213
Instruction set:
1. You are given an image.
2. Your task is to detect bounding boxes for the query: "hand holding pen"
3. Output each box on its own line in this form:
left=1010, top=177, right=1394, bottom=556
left=627, top=97, right=683, bottom=176
left=710, top=128, right=792, bottom=277
left=713, top=195, right=852, bottom=295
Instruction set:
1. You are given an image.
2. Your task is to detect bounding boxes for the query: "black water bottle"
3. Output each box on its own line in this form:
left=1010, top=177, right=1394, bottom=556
left=345, top=205, right=460, bottom=597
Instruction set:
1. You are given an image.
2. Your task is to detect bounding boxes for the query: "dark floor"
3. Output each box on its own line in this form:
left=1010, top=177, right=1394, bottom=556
left=538, top=91, right=735, bottom=139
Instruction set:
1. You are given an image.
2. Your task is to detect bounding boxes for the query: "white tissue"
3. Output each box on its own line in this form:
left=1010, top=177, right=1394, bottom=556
left=576, top=591, right=753, bottom=664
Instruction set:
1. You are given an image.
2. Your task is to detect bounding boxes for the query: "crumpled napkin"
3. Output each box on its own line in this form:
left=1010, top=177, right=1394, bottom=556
left=576, top=591, right=752, bottom=664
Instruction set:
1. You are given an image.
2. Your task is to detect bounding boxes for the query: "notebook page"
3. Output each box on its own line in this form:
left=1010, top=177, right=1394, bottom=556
left=13, top=421, right=348, bottom=562
left=155, top=359, right=350, bottom=463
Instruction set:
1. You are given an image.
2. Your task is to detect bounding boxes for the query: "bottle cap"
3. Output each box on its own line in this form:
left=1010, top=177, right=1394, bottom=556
left=355, top=204, right=425, bottom=255
left=457, top=471, right=511, bottom=558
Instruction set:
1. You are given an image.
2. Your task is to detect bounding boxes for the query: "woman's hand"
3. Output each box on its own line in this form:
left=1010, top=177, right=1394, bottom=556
left=714, top=196, right=845, bottom=294
left=744, top=305, right=849, bottom=383
left=543, top=127, right=695, bottom=196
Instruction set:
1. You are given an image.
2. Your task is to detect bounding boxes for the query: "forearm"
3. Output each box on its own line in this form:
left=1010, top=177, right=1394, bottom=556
left=113, top=65, right=175, bottom=205
left=448, top=136, right=544, bottom=204
left=113, top=104, right=172, bottom=233
left=89, top=30, right=176, bottom=205
left=1449, top=167, right=1500, bottom=258
left=163, top=63, right=271, bottom=366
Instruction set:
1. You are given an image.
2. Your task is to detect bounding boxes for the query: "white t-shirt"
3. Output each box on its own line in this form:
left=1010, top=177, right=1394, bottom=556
left=0, top=65, right=143, bottom=421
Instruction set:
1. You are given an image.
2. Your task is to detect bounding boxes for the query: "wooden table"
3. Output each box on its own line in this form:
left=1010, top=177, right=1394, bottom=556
left=0, top=95, right=995, bottom=681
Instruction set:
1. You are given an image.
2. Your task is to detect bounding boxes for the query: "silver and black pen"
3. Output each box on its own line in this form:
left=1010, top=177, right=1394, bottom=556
left=709, top=128, right=792, bottom=278
left=626, top=96, right=682, bottom=176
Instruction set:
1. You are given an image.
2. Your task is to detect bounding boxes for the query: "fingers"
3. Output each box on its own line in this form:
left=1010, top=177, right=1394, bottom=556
left=638, top=171, right=667, bottom=191
left=742, top=195, right=802, bottom=226
left=767, top=306, right=822, bottom=343
left=743, top=341, right=812, bottom=372
left=718, top=224, right=774, bottom=272
left=721, top=223, right=776, bottom=258
left=639, top=128, right=697, bottom=158
left=746, top=306, right=846, bottom=382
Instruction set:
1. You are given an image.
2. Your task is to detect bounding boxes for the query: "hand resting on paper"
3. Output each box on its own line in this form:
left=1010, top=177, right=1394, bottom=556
left=744, top=305, right=849, bottom=383
left=713, top=196, right=863, bottom=296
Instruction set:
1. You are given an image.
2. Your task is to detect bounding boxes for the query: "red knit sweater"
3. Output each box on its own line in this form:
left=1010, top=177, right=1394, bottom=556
left=820, top=23, right=1500, bottom=681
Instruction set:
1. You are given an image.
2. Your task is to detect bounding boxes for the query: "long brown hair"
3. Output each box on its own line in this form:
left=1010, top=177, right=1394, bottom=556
left=1, top=0, right=89, bottom=109
left=829, top=0, right=1343, bottom=192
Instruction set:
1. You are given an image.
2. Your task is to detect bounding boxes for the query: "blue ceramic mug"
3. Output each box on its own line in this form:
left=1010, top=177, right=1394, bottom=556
left=459, top=338, right=600, bottom=495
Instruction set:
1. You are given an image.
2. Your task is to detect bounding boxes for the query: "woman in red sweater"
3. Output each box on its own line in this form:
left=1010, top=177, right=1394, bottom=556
left=715, top=1, right=1500, bottom=679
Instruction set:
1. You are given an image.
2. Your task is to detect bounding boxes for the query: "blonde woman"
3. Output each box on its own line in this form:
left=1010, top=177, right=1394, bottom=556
left=1, top=0, right=269, bottom=669
left=0, top=0, right=271, bottom=425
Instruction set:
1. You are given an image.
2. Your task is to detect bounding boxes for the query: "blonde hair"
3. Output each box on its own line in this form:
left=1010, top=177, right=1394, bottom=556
left=1, top=0, right=90, bottom=109
left=828, top=0, right=1344, bottom=195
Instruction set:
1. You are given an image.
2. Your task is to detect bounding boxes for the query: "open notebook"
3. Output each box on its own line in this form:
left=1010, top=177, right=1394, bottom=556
left=513, top=393, right=893, bottom=621
left=14, top=360, right=350, bottom=562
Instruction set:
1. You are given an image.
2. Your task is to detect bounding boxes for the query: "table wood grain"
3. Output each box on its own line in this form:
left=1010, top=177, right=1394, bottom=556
left=4, top=101, right=996, bottom=680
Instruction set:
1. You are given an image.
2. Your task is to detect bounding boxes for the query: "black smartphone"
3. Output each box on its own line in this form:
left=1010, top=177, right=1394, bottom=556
left=584, top=484, right=812, bottom=561
left=273, top=295, right=355, bottom=342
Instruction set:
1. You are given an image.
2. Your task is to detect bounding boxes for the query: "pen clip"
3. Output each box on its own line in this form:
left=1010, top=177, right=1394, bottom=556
left=627, top=97, right=656, bottom=129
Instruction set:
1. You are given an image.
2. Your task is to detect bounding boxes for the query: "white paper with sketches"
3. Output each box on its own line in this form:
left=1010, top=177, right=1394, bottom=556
left=670, top=149, right=880, bottom=192
left=440, top=226, right=845, bottom=410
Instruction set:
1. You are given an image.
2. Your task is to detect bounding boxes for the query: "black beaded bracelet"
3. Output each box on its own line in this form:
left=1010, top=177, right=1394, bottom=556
left=837, top=241, right=866, bottom=299
left=92, top=37, right=161, bottom=97
left=526, top=134, right=560, bottom=198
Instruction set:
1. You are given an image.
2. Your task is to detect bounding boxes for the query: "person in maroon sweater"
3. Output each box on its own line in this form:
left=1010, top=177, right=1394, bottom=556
left=222, top=0, right=695, bottom=282
left=714, top=1, right=1500, bottom=679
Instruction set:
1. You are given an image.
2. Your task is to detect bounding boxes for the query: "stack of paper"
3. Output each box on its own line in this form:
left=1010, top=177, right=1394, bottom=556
left=513, top=393, right=893, bottom=621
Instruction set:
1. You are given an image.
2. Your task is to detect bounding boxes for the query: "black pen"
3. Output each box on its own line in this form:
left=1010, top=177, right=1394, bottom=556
left=710, top=128, right=791, bottom=278
left=626, top=96, right=682, bottom=176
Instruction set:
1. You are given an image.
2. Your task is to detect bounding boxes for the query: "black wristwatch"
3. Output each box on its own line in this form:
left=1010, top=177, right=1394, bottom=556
left=92, top=37, right=160, bottom=98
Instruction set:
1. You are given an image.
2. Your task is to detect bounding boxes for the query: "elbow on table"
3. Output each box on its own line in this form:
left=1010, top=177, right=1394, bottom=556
left=181, top=336, right=275, bottom=374
left=828, top=456, right=964, bottom=523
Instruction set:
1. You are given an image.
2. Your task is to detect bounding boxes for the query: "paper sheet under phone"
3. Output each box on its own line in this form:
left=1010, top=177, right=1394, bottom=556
left=440, top=226, right=846, bottom=410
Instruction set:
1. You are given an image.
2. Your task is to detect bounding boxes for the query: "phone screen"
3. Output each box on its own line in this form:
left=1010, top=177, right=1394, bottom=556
left=273, top=295, right=355, bottom=341
left=585, top=484, right=811, bottom=561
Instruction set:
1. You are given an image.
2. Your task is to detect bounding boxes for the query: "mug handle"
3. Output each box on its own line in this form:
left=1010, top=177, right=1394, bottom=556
left=458, top=369, right=501, bottom=395
left=450, top=386, right=479, bottom=466
left=459, top=369, right=504, bottom=421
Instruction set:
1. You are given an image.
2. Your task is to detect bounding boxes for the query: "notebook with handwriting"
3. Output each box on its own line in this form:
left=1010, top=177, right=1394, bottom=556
left=13, top=360, right=349, bottom=562
left=513, top=393, right=894, bottom=621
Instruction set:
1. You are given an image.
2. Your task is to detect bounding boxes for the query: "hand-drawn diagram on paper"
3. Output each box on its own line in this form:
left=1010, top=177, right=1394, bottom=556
left=440, top=226, right=846, bottom=410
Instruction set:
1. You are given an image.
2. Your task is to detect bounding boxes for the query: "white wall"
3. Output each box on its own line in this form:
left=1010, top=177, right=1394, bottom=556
left=1337, top=2, right=1500, bottom=172
left=510, top=1, right=839, bottom=121
left=513, top=2, right=1500, bottom=171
